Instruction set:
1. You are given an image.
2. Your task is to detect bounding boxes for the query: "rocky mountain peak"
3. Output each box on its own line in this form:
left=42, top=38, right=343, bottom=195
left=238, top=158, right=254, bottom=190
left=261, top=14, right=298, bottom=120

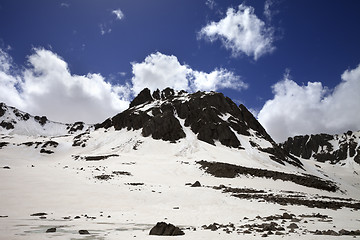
left=96, top=88, right=301, bottom=167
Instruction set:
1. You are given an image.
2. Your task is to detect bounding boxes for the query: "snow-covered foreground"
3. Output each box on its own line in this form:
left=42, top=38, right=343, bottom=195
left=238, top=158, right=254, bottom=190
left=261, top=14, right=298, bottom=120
left=1, top=128, right=360, bottom=239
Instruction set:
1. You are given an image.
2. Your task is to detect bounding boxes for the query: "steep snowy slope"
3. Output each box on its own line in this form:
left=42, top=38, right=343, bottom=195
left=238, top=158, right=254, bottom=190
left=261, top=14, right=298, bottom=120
left=0, top=102, right=89, bottom=136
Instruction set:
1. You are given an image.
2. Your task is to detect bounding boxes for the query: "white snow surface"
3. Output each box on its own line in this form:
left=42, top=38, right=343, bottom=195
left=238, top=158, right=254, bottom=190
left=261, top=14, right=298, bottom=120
left=1, top=126, right=360, bottom=239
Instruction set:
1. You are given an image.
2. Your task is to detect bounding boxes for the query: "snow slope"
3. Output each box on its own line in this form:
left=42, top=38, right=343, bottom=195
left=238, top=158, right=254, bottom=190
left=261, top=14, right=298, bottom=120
left=1, top=126, right=359, bottom=239
left=0, top=89, right=360, bottom=239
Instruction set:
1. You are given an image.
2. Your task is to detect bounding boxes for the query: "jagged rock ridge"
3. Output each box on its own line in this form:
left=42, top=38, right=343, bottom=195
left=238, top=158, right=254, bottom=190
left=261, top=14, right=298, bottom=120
left=281, top=131, right=360, bottom=165
left=96, top=88, right=301, bottom=167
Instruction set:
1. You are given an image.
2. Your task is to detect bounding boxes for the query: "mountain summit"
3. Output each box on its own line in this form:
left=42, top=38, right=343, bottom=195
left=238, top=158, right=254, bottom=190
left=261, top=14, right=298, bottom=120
left=96, top=88, right=301, bottom=167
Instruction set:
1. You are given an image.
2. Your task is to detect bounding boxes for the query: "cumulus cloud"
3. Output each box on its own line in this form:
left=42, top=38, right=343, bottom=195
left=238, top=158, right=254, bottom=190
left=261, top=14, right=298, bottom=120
left=112, top=9, right=124, bottom=20
left=198, top=4, right=275, bottom=60
left=0, top=48, right=129, bottom=123
left=131, top=52, right=247, bottom=94
left=258, top=66, right=360, bottom=142
left=0, top=49, right=247, bottom=124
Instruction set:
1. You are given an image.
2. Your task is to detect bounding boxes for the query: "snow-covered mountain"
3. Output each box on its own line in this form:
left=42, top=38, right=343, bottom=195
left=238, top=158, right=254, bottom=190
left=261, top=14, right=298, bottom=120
left=1, top=88, right=359, bottom=239
left=0, top=102, right=89, bottom=136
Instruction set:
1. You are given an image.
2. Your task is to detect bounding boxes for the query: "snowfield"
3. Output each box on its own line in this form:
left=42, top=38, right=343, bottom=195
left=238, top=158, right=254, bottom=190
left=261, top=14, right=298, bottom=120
left=1, top=127, right=360, bottom=239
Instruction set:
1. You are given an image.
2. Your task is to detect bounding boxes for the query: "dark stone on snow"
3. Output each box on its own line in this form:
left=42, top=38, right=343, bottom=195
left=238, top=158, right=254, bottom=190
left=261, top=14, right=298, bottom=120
left=79, top=230, right=90, bottom=235
left=40, top=148, right=54, bottom=154
left=0, top=142, right=9, bottom=149
left=30, top=212, right=47, bottom=216
left=149, top=222, right=185, bottom=236
left=67, top=122, right=85, bottom=134
left=287, top=223, right=298, bottom=229
left=46, top=228, right=56, bottom=233
left=34, top=116, right=48, bottom=126
left=42, top=141, right=59, bottom=149
left=0, top=120, right=15, bottom=129
left=197, top=160, right=338, bottom=192
left=0, top=103, right=6, bottom=117
left=84, top=154, right=119, bottom=161
left=191, top=181, right=201, bottom=187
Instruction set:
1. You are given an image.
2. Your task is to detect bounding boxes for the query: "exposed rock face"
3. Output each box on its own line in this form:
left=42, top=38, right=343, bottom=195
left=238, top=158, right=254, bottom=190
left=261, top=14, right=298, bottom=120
left=96, top=88, right=301, bottom=167
left=281, top=131, right=360, bottom=165
left=129, top=88, right=153, bottom=108
left=149, top=222, right=185, bottom=236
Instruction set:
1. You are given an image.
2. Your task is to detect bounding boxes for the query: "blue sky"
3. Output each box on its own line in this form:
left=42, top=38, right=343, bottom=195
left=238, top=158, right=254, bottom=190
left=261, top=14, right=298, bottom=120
left=1, top=0, right=360, bottom=141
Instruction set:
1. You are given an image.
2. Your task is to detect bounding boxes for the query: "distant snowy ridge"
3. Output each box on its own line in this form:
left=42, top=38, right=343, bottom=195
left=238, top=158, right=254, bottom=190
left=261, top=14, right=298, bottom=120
left=0, top=102, right=89, bottom=136
left=281, top=131, right=360, bottom=165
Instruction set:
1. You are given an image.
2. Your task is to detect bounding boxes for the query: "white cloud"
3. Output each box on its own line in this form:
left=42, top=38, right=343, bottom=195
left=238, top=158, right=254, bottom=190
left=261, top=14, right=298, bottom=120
left=0, top=48, right=129, bottom=123
left=99, top=23, right=112, bottom=35
left=263, top=0, right=273, bottom=22
left=205, top=0, right=216, bottom=9
left=131, top=52, right=247, bottom=95
left=0, top=49, right=247, bottom=124
left=198, top=4, right=275, bottom=60
left=60, top=3, right=70, bottom=8
left=258, top=65, right=360, bottom=142
left=112, top=9, right=124, bottom=20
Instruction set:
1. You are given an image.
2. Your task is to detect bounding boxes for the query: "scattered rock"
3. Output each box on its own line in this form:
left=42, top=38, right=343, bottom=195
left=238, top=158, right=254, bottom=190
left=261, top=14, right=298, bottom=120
left=46, top=228, right=56, bottom=233
left=282, top=212, right=293, bottom=219
left=287, top=223, right=299, bottom=229
left=191, top=181, right=201, bottom=187
left=79, top=230, right=90, bottom=235
left=0, top=142, right=9, bottom=149
left=40, top=148, right=54, bottom=154
left=85, top=154, right=119, bottom=161
left=30, top=212, right=47, bottom=216
left=126, top=183, right=144, bottom=186
left=94, top=174, right=113, bottom=180
left=112, top=171, right=132, bottom=176
left=149, top=222, right=185, bottom=236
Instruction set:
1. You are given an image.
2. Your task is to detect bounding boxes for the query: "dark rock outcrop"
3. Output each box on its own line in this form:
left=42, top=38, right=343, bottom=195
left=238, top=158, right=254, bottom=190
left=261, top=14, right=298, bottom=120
left=67, top=122, right=85, bottom=134
left=198, top=160, right=337, bottom=192
left=149, top=222, right=185, bottom=236
left=281, top=131, right=360, bottom=165
left=34, top=116, right=48, bottom=126
left=78, top=230, right=90, bottom=235
left=46, top=228, right=56, bottom=233
left=96, top=88, right=301, bottom=167
left=0, top=120, right=15, bottom=130
left=0, top=103, right=6, bottom=117
left=129, top=88, right=153, bottom=108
